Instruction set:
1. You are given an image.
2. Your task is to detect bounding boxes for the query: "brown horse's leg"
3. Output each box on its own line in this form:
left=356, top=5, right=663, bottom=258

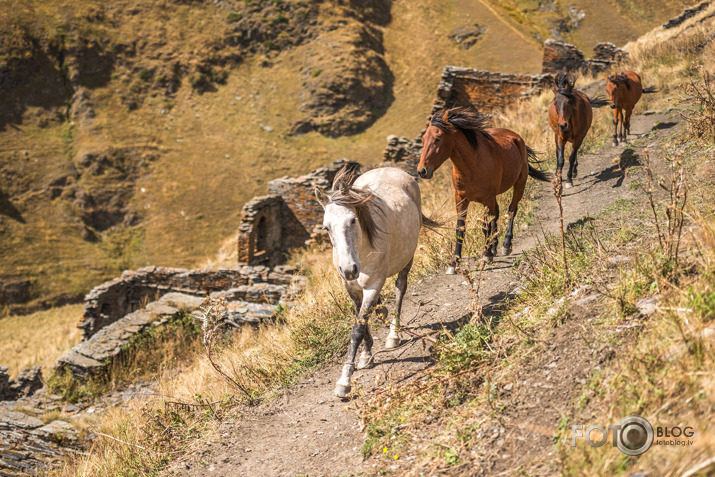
left=625, top=107, right=634, bottom=139
left=567, top=139, right=582, bottom=186
left=612, top=107, right=620, bottom=146
left=447, top=198, right=469, bottom=275
left=618, top=109, right=626, bottom=144
left=503, top=178, right=526, bottom=255
left=483, top=200, right=499, bottom=263
left=555, top=136, right=566, bottom=179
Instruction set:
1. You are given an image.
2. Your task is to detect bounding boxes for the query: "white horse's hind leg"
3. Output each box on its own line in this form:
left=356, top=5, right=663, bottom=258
left=386, top=260, right=412, bottom=349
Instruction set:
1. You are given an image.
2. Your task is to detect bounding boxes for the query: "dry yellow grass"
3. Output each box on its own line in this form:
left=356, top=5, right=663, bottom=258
left=0, top=304, right=83, bottom=378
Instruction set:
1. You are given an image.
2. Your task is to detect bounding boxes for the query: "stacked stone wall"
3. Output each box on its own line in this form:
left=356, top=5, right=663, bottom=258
left=431, top=67, right=552, bottom=114
left=541, top=39, right=627, bottom=75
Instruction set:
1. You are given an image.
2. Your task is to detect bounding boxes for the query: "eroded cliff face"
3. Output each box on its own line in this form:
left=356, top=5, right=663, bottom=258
left=0, top=0, right=394, bottom=312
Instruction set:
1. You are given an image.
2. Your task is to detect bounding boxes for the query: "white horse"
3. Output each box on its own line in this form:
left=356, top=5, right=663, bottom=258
left=315, top=166, right=435, bottom=398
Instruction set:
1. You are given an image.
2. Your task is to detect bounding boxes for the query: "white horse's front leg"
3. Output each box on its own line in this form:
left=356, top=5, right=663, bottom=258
left=335, top=287, right=381, bottom=398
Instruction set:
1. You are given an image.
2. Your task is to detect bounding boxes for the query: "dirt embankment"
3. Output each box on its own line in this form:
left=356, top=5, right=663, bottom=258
left=162, top=108, right=682, bottom=476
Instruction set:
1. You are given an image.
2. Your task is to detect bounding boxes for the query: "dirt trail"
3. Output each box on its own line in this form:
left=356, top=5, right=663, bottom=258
left=166, top=110, right=680, bottom=476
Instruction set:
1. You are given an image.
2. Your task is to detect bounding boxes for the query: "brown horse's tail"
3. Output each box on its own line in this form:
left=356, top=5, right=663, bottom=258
left=529, top=165, right=550, bottom=182
left=643, top=86, right=658, bottom=94
left=525, top=146, right=550, bottom=182
left=589, top=96, right=610, bottom=108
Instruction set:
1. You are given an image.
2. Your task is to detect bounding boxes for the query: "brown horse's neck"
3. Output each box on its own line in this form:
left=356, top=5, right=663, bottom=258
left=448, top=132, right=480, bottom=176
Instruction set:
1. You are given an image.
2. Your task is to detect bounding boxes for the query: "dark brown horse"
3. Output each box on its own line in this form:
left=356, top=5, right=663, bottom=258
left=548, top=72, right=608, bottom=188
left=605, top=71, right=654, bottom=146
left=417, top=106, right=549, bottom=274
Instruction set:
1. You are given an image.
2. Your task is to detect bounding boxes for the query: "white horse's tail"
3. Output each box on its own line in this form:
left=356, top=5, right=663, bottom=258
left=421, top=213, right=442, bottom=231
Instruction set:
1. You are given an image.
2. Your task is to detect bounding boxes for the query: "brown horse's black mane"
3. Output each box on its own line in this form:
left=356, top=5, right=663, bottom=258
left=328, top=167, right=383, bottom=247
left=430, top=106, right=493, bottom=150
left=608, top=73, right=631, bottom=88
left=554, top=71, right=577, bottom=100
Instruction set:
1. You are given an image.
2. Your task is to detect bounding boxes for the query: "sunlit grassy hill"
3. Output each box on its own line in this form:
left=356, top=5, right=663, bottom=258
left=0, top=0, right=692, bottom=311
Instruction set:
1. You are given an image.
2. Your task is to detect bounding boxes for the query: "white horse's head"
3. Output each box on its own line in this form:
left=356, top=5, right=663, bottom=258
left=322, top=201, right=361, bottom=280
left=314, top=167, right=381, bottom=282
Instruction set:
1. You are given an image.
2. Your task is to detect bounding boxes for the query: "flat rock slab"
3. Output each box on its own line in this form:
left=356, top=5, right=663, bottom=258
left=0, top=411, right=42, bottom=430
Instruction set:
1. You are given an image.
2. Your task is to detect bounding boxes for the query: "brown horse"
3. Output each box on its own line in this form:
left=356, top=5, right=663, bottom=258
left=605, top=71, right=653, bottom=146
left=548, top=72, right=608, bottom=188
left=417, top=106, right=549, bottom=274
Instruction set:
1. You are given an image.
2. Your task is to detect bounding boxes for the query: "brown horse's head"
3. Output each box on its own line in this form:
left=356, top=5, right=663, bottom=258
left=417, top=106, right=490, bottom=179
left=605, top=73, right=630, bottom=109
left=551, top=72, right=577, bottom=133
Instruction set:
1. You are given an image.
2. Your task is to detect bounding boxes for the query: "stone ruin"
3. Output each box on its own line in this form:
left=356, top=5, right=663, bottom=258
left=541, top=39, right=628, bottom=75
left=0, top=366, right=42, bottom=402
left=383, top=135, right=422, bottom=164
left=236, top=158, right=359, bottom=267
left=54, top=264, right=304, bottom=379
left=431, top=66, right=552, bottom=114
left=78, top=265, right=299, bottom=339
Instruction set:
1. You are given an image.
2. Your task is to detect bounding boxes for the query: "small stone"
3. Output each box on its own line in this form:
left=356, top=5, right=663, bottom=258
left=503, top=383, right=513, bottom=392
left=636, top=296, right=660, bottom=316
left=608, top=255, right=630, bottom=265
left=643, top=110, right=656, bottom=115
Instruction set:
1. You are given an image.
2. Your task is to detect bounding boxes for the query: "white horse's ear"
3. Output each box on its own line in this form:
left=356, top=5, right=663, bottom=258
left=314, top=188, right=328, bottom=208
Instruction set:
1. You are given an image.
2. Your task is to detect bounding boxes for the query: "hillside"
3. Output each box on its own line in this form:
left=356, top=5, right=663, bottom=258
left=0, top=0, right=692, bottom=314
left=0, top=1, right=713, bottom=476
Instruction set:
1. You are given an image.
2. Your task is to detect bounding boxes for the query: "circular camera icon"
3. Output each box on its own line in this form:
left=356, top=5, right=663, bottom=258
left=616, top=415, right=654, bottom=456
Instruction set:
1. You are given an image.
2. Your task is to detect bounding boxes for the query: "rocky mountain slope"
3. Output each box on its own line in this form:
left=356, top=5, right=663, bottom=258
left=0, top=0, right=691, bottom=313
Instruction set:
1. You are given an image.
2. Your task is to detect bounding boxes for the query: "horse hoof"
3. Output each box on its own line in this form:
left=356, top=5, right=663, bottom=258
left=501, top=246, right=513, bottom=256
left=446, top=266, right=456, bottom=275
left=357, top=356, right=373, bottom=370
left=484, top=254, right=494, bottom=264
left=613, top=140, right=618, bottom=147
left=564, top=181, right=573, bottom=189
left=334, top=383, right=351, bottom=398
left=385, top=337, right=401, bottom=349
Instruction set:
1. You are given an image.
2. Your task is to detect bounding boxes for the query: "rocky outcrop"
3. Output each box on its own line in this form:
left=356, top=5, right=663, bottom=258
left=541, top=39, right=627, bottom=75
left=290, top=3, right=394, bottom=137
left=0, top=367, right=43, bottom=401
left=431, top=67, right=551, bottom=114
left=662, top=1, right=710, bottom=28
left=449, top=25, right=487, bottom=49
left=0, top=279, right=33, bottom=307
left=0, top=409, right=80, bottom=475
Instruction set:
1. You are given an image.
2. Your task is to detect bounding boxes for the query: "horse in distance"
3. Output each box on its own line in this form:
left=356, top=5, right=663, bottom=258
left=548, top=72, right=608, bottom=188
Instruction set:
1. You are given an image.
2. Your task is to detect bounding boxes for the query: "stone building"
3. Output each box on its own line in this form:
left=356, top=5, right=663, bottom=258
left=236, top=159, right=359, bottom=266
